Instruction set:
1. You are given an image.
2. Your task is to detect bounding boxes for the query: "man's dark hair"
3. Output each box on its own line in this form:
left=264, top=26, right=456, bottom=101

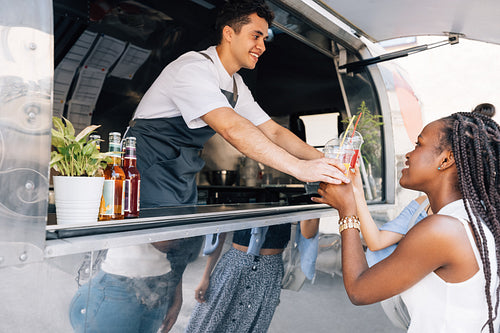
left=215, top=0, right=274, bottom=44
left=472, top=103, right=496, bottom=118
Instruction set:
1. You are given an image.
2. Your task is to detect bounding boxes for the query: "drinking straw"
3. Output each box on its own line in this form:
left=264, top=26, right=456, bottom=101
left=351, top=112, right=363, bottom=138
left=337, top=115, right=356, bottom=158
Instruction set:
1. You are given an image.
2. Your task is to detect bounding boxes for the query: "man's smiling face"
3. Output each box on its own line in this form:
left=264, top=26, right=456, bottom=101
left=228, top=13, right=269, bottom=70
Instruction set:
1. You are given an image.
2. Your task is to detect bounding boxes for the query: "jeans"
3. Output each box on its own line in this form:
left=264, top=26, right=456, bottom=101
left=69, top=271, right=171, bottom=333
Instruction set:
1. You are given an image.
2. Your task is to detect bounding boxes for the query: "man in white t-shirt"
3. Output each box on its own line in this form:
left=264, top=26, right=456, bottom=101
left=72, top=1, right=347, bottom=333
left=128, top=1, right=349, bottom=208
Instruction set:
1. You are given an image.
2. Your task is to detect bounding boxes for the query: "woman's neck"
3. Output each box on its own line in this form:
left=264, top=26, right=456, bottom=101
left=427, top=191, right=462, bottom=214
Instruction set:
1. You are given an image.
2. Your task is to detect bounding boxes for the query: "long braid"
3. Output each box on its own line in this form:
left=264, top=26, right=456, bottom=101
left=453, top=117, right=493, bottom=331
left=441, top=112, right=500, bottom=332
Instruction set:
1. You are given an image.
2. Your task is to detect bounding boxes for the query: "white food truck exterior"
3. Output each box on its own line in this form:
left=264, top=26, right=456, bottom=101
left=1, top=0, right=498, bottom=331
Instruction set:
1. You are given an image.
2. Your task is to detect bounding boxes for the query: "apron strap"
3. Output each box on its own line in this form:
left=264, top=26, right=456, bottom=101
left=199, top=52, right=238, bottom=107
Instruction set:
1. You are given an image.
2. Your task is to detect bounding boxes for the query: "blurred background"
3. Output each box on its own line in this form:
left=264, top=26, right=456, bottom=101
left=382, top=36, right=500, bottom=124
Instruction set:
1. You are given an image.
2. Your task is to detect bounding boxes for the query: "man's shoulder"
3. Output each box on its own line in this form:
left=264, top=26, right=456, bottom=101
left=169, top=50, right=210, bottom=68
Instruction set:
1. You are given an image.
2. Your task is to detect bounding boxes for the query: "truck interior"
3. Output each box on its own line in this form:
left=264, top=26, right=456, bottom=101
left=53, top=0, right=385, bottom=203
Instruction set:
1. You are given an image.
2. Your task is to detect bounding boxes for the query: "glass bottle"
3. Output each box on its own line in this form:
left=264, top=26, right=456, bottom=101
left=99, top=132, right=125, bottom=220
left=122, top=137, right=140, bottom=218
left=89, top=134, right=104, bottom=177
left=89, top=134, right=101, bottom=152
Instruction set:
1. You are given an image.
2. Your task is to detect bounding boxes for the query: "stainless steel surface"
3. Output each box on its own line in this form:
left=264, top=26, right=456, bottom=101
left=45, top=204, right=337, bottom=257
left=0, top=0, right=52, bottom=267
left=275, top=0, right=364, bottom=52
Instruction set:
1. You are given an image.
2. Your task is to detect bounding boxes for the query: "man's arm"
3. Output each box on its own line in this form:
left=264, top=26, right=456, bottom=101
left=201, top=107, right=349, bottom=184
left=258, top=119, right=323, bottom=160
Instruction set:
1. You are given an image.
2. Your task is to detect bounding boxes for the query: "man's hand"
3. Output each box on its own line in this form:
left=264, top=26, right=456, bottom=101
left=202, top=108, right=349, bottom=184
left=293, top=158, right=350, bottom=184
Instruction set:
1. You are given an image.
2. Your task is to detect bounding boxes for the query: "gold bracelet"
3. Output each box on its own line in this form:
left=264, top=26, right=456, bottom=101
left=338, top=215, right=360, bottom=233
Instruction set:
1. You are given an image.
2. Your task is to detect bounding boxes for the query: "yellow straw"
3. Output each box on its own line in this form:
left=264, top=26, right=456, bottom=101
left=336, top=115, right=356, bottom=158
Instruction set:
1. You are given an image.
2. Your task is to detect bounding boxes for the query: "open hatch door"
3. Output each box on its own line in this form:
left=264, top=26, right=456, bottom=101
left=317, top=0, right=500, bottom=45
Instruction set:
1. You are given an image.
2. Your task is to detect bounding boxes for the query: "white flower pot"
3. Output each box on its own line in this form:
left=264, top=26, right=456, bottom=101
left=53, top=176, right=104, bottom=225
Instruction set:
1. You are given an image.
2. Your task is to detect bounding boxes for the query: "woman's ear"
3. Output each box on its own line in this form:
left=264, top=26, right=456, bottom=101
left=438, top=151, right=455, bottom=171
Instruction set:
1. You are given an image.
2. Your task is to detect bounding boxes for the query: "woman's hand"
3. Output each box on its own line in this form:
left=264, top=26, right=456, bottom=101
left=351, top=164, right=364, bottom=197
left=312, top=181, right=357, bottom=217
left=194, top=277, right=210, bottom=303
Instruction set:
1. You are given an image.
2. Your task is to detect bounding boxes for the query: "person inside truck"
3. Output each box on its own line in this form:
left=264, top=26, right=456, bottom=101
left=68, top=0, right=347, bottom=332
left=186, top=219, right=319, bottom=332
left=126, top=0, right=348, bottom=209
left=313, top=111, right=500, bottom=332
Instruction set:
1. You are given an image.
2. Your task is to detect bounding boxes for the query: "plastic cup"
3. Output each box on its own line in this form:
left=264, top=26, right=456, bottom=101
left=339, top=131, right=364, bottom=169
left=324, top=145, right=354, bottom=176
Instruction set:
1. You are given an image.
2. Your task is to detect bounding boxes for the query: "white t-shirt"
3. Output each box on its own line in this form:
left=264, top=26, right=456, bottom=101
left=133, top=46, right=270, bottom=129
left=101, top=244, right=172, bottom=278
left=401, top=200, right=499, bottom=332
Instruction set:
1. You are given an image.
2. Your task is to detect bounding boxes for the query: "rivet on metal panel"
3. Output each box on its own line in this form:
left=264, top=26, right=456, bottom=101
left=25, top=181, right=34, bottom=191
left=29, top=42, right=37, bottom=50
left=19, top=253, right=28, bottom=261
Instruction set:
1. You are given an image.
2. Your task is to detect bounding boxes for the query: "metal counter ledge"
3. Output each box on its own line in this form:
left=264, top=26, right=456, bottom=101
left=45, top=203, right=337, bottom=258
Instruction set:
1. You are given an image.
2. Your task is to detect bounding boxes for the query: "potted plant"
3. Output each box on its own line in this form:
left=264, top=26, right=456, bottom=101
left=50, top=117, right=111, bottom=225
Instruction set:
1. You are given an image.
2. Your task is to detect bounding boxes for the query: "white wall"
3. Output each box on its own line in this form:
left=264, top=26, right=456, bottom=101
left=391, top=36, right=500, bottom=125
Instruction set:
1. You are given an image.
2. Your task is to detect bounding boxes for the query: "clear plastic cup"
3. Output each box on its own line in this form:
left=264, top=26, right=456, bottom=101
left=324, top=144, right=354, bottom=176
left=339, top=131, right=364, bottom=169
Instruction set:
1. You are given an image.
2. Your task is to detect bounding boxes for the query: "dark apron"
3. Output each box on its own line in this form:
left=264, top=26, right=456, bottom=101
left=127, top=52, right=238, bottom=208
left=127, top=117, right=215, bottom=207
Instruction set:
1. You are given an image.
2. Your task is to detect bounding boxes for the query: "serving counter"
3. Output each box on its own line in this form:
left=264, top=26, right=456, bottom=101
left=45, top=202, right=337, bottom=258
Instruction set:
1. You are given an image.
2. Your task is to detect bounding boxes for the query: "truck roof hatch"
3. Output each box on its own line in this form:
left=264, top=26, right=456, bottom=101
left=315, top=0, right=500, bottom=45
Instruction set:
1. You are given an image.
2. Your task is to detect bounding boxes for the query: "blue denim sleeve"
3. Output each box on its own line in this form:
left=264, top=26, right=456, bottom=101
left=366, top=200, right=428, bottom=266
left=379, top=200, right=420, bottom=234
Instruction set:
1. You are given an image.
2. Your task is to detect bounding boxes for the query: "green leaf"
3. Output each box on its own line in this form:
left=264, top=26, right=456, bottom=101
left=75, top=125, right=101, bottom=142
left=53, top=117, right=65, bottom=134
left=63, top=117, right=75, bottom=137
left=82, top=143, right=96, bottom=156
left=49, top=152, right=64, bottom=167
left=51, top=129, right=66, bottom=147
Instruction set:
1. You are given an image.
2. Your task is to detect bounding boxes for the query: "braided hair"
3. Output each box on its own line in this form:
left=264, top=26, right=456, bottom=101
left=440, top=112, right=500, bottom=332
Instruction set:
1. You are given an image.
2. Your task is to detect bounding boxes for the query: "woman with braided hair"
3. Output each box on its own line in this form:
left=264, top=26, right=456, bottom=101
left=313, top=111, right=500, bottom=332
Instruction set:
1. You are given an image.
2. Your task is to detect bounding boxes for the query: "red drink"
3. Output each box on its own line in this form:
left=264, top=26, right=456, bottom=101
left=350, top=149, right=360, bottom=169
left=122, top=137, right=140, bottom=218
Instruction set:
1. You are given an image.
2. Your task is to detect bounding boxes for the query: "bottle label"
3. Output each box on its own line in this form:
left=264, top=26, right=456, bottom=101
left=121, top=181, right=125, bottom=215
left=137, top=180, right=140, bottom=212
left=102, top=180, right=115, bottom=215
left=124, top=179, right=131, bottom=212
left=124, top=147, right=136, bottom=159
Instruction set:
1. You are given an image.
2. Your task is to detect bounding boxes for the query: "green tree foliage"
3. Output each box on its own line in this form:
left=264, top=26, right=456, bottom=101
left=343, top=101, right=384, bottom=176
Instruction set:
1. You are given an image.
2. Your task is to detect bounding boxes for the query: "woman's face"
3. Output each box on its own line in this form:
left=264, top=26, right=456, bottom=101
left=399, top=120, right=448, bottom=191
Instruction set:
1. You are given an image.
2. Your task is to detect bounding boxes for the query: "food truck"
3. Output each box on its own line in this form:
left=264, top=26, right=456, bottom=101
left=1, top=0, right=499, bottom=331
